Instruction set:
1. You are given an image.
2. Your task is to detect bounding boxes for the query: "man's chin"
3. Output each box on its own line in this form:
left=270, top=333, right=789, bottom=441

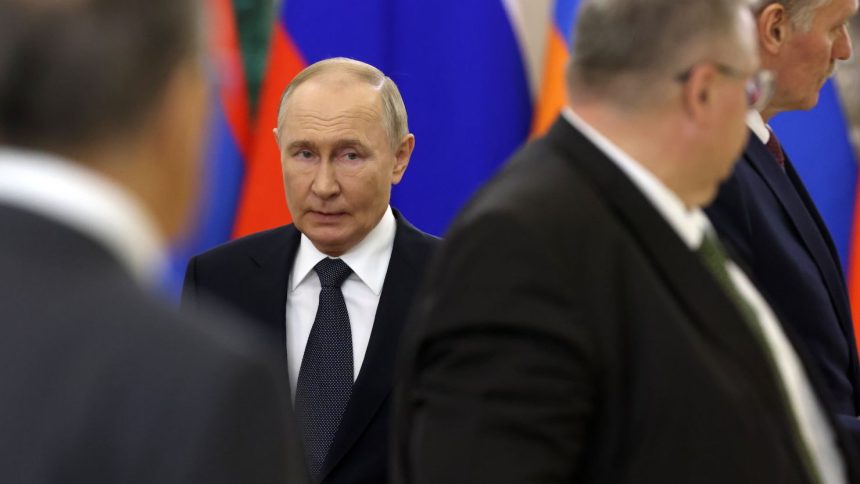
left=802, top=94, right=821, bottom=111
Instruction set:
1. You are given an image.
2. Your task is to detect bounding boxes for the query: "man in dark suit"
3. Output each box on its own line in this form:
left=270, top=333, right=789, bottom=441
left=394, top=0, right=859, bottom=483
left=706, top=0, right=860, bottom=439
left=0, top=0, right=302, bottom=483
left=183, top=58, right=438, bottom=484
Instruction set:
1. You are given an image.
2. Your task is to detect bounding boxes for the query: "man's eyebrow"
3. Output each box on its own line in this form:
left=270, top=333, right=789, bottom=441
left=286, top=140, right=317, bottom=151
left=332, top=139, right=368, bottom=150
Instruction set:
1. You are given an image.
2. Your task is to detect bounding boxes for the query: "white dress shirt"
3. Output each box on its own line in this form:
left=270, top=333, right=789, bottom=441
left=286, top=206, right=396, bottom=393
left=563, top=108, right=846, bottom=484
left=0, top=148, right=165, bottom=286
left=747, top=109, right=773, bottom=145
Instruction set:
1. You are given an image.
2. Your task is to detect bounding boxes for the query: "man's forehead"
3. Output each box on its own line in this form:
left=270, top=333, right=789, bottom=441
left=291, top=75, right=382, bottom=105
left=286, top=80, right=382, bottom=118
left=281, top=92, right=384, bottom=145
left=819, top=0, right=859, bottom=19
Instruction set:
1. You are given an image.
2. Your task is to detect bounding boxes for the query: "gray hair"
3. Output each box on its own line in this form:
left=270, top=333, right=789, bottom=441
left=567, top=0, right=752, bottom=108
left=753, top=0, right=833, bottom=30
left=276, top=57, right=409, bottom=149
left=0, top=0, right=201, bottom=151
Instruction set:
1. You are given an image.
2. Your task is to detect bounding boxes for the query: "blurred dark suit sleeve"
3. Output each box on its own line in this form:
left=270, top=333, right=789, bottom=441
left=395, top=214, right=595, bottom=483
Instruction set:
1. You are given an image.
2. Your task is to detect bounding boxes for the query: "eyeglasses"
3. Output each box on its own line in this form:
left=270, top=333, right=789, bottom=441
left=676, top=63, right=775, bottom=112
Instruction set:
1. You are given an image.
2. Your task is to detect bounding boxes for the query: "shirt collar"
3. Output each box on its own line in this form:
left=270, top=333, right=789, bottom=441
left=747, top=110, right=770, bottom=144
left=291, top=206, right=396, bottom=295
left=562, top=107, right=711, bottom=249
left=0, top=147, right=166, bottom=285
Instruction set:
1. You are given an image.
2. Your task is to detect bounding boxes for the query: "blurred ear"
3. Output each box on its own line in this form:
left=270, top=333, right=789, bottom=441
left=147, top=59, right=209, bottom=240
left=758, top=3, right=788, bottom=55
left=390, top=133, right=415, bottom=185
left=680, top=64, right=718, bottom=123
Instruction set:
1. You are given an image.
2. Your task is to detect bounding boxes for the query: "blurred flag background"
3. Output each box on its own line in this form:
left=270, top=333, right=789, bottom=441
left=170, top=0, right=860, bottom=345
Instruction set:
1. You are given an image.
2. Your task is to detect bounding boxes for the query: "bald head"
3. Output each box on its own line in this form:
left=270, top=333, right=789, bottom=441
left=276, top=58, right=408, bottom=149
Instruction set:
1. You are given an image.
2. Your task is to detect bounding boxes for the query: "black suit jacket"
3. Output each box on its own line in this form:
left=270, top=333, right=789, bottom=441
left=0, top=204, right=301, bottom=484
left=393, top=118, right=860, bottom=484
left=183, top=209, right=438, bottom=484
left=706, top=133, right=860, bottom=440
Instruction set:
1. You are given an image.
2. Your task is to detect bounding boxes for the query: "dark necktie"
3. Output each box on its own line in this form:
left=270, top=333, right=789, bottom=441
left=295, top=258, right=354, bottom=481
left=765, top=127, right=786, bottom=169
left=695, top=232, right=822, bottom=484
left=696, top=231, right=758, bottom=323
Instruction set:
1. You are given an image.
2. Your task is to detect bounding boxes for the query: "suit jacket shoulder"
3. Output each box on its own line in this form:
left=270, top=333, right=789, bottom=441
left=0, top=204, right=302, bottom=484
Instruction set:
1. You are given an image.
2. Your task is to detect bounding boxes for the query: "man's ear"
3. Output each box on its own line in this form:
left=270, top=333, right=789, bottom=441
left=391, top=134, right=415, bottom=185
left=139, top=59, right=209, bottom=241
left=680, top=64, right=717, bottom=123
left=758, top=3, right=788, bottom=55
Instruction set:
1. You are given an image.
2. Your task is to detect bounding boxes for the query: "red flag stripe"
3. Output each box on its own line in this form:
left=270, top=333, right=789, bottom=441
left=232, top=25, right=306, bottom=238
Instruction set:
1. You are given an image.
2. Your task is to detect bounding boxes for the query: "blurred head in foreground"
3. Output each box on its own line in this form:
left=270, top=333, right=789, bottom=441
left=0, top=0, right=208, bottom=242
left=567, top=0, right=759, bottom=207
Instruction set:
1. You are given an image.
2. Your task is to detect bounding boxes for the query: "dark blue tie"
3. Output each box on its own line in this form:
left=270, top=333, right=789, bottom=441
left=295, top=258, right=354, bottom=480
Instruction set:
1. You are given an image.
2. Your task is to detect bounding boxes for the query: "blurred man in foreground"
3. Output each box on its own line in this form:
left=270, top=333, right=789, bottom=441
left=183, top=58, right=438, bottom=484
left=706, top=0, right=860, bottom=442
left=394, top=0, right=859, bottom=482
left=0, top=0, right=299, bottom=482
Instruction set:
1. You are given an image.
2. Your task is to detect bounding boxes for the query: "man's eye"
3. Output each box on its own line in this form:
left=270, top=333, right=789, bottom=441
left=345, top=152, right=359, bottom=161
left=297, top=150, right=313, bottom=159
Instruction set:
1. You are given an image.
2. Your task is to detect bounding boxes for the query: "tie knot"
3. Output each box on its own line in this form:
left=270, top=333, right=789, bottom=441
left=314, top=258, right=352, bottom=287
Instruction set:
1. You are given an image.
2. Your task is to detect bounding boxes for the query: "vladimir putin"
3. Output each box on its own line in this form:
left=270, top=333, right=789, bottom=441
left=183, top=57, right=439, bottom=484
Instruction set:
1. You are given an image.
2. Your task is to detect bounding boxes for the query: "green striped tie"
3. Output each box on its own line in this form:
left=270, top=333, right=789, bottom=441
left=695, top=231, right=822, bottom=484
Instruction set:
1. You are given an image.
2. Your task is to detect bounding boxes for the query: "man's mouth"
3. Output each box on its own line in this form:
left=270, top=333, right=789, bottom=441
left=309, top=210, right=346, bottom=221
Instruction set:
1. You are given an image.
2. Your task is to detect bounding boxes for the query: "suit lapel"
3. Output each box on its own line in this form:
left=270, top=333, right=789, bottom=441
left=244, top=226, right=301, bottom=399
left=785, top=159, right=849, bottom=285
left=543, top=118, right=788, bottom=402
left=745, top=140, right=855, bottom=353
left=784, top=157, right=853, bottom=323
left=319, top=213, right=427, bottom=480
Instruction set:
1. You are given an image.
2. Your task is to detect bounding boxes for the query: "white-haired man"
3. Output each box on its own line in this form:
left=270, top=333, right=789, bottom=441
left=706, top=0, right=860, bottom=445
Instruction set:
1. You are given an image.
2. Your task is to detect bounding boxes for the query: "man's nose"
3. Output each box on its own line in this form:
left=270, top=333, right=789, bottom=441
left=311, top=160, right=340, bottom=199
left=834, top=24, right=853, bottom=61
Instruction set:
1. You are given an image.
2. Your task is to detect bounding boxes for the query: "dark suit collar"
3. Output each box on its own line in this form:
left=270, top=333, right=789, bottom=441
left=743, top=135, right=860, bottom=420
left=544, top=116, right=800, bottom=408
left=318, top=210, right=432, bottom=480
left=247, top=226, right=301, bottom=331
left=241, top=225, right=301, bottom=400
left=783, top=154, right=849, bottom=285
left=743, top=136, right=855, bottom=353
